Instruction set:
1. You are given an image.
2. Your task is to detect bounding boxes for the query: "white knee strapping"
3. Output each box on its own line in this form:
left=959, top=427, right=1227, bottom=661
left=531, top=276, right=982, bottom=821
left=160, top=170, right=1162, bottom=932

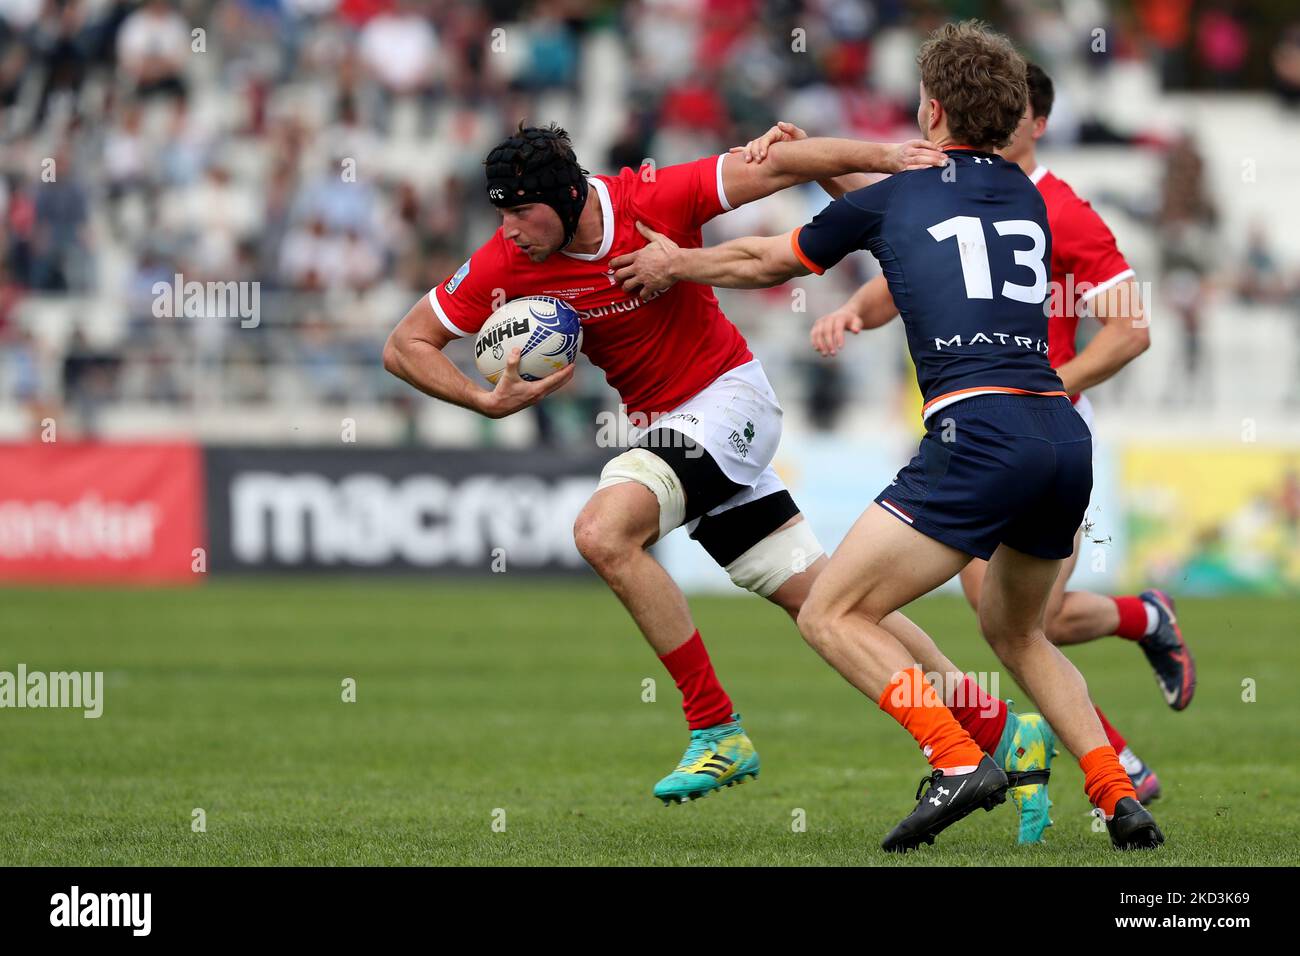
left=725, top=520, right=824, bottom=597
left=596, top=448, right=686, bottom=542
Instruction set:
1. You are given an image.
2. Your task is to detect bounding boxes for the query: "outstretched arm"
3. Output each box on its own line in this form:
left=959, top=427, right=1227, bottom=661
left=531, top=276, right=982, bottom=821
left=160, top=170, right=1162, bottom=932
left=611, top=222, right=807, bottom=294
left=614, top=171, right=894, bottom=297
left=731, top=121, right=880, bottom=199
left=720, top=133, right=944, bottom=207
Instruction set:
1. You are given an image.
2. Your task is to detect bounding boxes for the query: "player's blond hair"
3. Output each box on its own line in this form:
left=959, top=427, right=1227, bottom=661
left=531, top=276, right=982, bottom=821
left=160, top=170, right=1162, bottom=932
left=917, top=20, right=1028, bottom=150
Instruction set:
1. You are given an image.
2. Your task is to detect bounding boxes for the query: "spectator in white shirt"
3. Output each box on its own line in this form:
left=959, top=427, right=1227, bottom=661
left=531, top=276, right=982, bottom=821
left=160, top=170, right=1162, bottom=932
left=116, top=0, right=189, bottom=99
left=357, top=0, right=438, bottom=133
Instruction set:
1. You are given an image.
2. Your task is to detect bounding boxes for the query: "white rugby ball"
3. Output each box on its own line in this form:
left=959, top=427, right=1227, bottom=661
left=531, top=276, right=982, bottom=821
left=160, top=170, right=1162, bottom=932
left=474, top=296, right=583, bottom=385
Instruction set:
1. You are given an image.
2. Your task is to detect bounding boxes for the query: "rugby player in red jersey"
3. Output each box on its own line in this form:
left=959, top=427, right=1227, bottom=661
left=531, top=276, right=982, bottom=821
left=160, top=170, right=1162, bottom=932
left=771, top=64, right=1193, bottom=809
left=385, top=123, right=1002, bottom=806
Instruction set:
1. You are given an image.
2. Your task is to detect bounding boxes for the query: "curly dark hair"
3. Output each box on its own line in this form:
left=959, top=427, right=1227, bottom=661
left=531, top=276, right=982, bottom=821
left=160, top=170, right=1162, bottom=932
left=917, top=21, right=1028, bottom=150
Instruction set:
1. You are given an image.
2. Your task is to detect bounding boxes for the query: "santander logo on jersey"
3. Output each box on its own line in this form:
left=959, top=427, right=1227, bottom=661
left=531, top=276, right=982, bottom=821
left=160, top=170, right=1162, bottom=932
left=577, top=288, right=666, bottom=321
left=532, top=285, right=667, bottom=322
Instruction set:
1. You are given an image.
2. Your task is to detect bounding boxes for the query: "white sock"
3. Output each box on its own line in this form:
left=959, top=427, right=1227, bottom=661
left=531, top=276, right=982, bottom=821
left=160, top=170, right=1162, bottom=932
left=1142, top=601, right=1160, bottom=636
left=1118, top=746, right=1144, bottom=776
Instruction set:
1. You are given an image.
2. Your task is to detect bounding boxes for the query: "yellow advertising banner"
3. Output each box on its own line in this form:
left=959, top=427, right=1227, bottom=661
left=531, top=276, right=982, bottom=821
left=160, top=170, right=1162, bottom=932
left=1123, top=446, right=1300, bottom=594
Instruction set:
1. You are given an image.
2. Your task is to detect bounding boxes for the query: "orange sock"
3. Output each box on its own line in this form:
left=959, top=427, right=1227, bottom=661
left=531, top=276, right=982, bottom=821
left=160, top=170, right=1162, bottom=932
left=1080, top=745, right=1139, bottom=817
left=878, top=666, right=984, bottom=773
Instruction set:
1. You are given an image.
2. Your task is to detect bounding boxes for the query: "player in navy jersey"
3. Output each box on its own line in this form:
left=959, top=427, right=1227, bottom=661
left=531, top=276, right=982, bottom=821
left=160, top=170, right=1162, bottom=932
left=612, top=20, right=1164, bottom=852
left=778, top=63, right=1188, bottom=807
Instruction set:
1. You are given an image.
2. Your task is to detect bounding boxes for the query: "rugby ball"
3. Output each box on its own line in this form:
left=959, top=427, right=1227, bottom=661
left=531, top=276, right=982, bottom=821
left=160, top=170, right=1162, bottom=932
left=474, top=296, right=583, bottom=384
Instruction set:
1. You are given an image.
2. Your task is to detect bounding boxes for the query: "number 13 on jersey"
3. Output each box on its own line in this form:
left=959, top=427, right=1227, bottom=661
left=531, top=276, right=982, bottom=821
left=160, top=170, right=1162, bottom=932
left=927, top=215, right=1047, bottom=304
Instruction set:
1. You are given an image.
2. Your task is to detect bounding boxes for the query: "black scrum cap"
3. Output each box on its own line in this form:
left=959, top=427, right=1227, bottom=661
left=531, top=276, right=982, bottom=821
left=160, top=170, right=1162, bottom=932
left=484, top=124, right=590, bottom=249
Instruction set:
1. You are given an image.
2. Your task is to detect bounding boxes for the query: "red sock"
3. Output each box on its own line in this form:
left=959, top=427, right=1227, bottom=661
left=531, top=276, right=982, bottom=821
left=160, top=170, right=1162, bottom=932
left=659, top=631, right=733, bottom=730
left=946, top=675, right=1008, bottom=756
left=1095, top=705, right=1127, bottom=753
left=1111, top=596, right=1148, bottom=640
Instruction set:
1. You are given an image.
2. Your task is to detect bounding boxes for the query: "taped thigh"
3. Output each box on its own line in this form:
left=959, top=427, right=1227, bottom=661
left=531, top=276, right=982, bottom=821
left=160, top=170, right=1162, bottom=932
left=596, top=448, right=687, bottom=542
left=725, top=518, right=825, bottom=597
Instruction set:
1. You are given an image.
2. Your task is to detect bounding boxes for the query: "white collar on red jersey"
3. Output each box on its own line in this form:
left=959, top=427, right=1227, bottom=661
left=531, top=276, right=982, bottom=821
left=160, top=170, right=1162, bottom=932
left=562, top=177, right=613, bottom=262
left=1028, top=164, right=1048, bottom=185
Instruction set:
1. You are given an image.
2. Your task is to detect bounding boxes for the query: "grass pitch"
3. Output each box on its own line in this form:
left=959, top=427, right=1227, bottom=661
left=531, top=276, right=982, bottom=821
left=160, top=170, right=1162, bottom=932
left=1, top=580, right=1294, bottom=866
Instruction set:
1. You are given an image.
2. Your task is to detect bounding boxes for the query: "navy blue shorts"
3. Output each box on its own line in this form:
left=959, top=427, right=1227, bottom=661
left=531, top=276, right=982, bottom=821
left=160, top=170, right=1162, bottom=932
left=875, top=394, right=1093, bottom=560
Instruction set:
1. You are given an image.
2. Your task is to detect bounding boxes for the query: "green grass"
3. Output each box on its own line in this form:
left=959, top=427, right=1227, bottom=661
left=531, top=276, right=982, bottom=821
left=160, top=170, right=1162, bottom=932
left=0, top=581, right=1294, bottom=866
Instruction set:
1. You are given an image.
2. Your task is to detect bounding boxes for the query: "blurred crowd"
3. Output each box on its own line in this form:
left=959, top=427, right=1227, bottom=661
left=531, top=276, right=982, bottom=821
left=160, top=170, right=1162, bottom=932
left=2, top=0, right=1300, bottom=441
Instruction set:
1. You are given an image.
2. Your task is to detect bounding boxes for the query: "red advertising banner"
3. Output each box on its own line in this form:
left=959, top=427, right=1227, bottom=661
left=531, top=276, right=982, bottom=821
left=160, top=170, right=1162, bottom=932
left=0, top=443, right=205, bottom=583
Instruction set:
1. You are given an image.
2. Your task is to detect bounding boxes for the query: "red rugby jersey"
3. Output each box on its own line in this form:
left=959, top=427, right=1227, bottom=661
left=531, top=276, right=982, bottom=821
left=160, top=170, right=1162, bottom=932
left=429, top=156, right=752, bottom=416
left=1031, top=165, right=1135, bottom=397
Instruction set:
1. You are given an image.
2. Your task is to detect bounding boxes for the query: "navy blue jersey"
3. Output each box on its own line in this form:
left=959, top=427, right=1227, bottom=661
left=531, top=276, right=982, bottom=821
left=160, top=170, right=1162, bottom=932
left=794, top=149, right=1067, bottom=419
